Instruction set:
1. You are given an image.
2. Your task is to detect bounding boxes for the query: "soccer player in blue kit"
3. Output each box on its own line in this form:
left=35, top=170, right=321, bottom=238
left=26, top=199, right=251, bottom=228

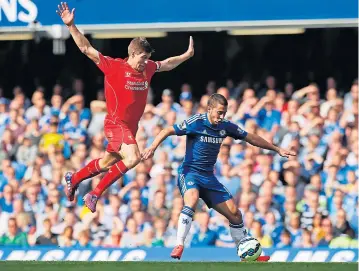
left=141, top=94, right=296, bottom=260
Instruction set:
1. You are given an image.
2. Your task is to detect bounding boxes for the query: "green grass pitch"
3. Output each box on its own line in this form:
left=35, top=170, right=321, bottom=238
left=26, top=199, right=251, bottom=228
left=0, top=262, right=357, bottom=271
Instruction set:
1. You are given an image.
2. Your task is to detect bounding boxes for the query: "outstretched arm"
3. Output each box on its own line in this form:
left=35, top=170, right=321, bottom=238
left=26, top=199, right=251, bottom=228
left=56, top=2, right=100, bottom=64
left=158, top=36, right=194, bottom=72
left=245, top=133, right=296, bottom=158
left=141, top=127, right=176, bottom=160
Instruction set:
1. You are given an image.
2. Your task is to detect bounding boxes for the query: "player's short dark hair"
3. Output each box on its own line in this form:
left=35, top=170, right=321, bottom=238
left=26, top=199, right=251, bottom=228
left=128, top=37, right=155, bottom=55
left=207, top=93, right=228, bottom=108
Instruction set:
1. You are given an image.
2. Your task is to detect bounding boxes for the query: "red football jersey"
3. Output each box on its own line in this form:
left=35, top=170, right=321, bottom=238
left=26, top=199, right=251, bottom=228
left=97, top=52, right=160, bottom=132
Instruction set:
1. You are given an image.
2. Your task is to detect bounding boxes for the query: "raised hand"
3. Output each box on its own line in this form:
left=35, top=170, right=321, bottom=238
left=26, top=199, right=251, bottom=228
left=186, top=36, right=194, bottom=58
left=56, top=2, right=75, bottom=26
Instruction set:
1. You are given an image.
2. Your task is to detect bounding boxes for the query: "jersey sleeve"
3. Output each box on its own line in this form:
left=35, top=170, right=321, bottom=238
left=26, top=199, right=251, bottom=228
left=173, top=116, right=197, bottom=136
left=96, top=52, right=123, bottom=75
left=146, top=60, right=161, bottom=78
left=226, top=121, right=248, bottom=140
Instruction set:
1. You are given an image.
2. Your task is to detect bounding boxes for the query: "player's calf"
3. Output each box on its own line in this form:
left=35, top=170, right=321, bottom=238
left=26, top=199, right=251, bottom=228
left=83, top=159, right=129, bottom=212
left=176, top=206, right=195, bottom=246
left=84, top=146, right=141, bottom=211
left=98, top=157, right=119, bottom=170
left=227, top=210, right=248, bottom=247
left=123, top=155, right=141, bottom=169
left=92, top=160, right=129, bottom=197
left=121, top=150, right=141, bottom=169
left=68, top=157, right=110, bottom=188
left=228, top=209, right=243, bottom=225
left=64, top=158, right=107, bottom=202
left=175, top=189, right=199, bottom=246
left=229, top=221, right=248, bottom=247
left=213, top=198, right=248, bottom=246
left=183, top=189, right=199, bottom=208
left=170, top=205, right=195, bottom=260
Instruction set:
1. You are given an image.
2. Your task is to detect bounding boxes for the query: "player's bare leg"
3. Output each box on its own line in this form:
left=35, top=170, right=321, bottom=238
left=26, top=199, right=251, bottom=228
left=214, top=199, right=247, bottom=244
left=213, top=199, right=270, bottom=262
left=171, top=188, right=199, bottom=260
left=65, top=152, right=120, bottom=201
left=83, top=143, right=141, bottom=212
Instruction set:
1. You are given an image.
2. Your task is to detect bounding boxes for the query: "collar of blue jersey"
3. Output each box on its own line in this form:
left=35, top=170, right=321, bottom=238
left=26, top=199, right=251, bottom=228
left=204, top=113, right=212, bottom=127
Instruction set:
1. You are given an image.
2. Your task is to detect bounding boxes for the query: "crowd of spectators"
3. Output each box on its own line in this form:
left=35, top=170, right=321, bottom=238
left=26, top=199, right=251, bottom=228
left=0, top=76, right=357, bottom=249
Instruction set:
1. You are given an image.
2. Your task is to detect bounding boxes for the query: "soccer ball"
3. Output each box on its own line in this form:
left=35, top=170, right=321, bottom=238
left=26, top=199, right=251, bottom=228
left=237, top=237, right=262, bottom=261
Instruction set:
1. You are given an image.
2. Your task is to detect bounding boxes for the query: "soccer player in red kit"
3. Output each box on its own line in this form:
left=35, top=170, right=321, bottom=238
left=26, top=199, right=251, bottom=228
left=56, top=2, right=194, bottom=212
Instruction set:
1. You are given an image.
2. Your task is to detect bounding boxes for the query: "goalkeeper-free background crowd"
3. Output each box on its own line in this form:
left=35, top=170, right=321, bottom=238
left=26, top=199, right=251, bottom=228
left=0, top=75, right=357, bottom=249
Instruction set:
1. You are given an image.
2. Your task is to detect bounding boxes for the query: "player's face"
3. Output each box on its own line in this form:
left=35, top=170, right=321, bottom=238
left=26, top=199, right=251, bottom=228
left=208, top=103, right=227, bottom=125
left=132, top=51, right=151, bottom=72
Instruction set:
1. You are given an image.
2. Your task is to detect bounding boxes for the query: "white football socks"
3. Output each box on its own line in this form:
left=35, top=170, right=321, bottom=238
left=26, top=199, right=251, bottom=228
left=229, top=222, right=248, bottom=246
left=176, top=206, right=195, bottom=246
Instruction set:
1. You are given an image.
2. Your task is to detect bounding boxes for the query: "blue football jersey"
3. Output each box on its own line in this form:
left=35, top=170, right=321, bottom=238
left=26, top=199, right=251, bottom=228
left=173, top=113, right=248, bottom=173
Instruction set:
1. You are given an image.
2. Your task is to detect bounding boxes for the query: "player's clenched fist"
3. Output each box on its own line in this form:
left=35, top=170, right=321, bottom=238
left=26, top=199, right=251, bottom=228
left=141, top=147, right=156, bottom=160
left=56, top=2, right=75, bottom=27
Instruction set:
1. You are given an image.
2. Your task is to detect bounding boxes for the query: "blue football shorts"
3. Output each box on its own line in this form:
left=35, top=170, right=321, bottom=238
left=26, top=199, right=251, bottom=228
left=177, top=167, right=233, bottom=208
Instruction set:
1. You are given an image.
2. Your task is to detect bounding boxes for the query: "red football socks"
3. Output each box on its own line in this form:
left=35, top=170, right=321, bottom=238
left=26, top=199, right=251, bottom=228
left=93, top=160, right=128, bottom=197
left=72, top=158, right=104, bottom=186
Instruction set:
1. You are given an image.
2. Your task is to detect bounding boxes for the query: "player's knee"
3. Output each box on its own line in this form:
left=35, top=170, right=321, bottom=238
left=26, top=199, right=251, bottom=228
left=124, top=153, right=141, bottom=168
left=184, top=189, right=199, bottom=209
left=99, top=157, right=117, bottom=170
left=98, top=158, right=110, bottom=170
left=104, top=162, right=115, bottom=170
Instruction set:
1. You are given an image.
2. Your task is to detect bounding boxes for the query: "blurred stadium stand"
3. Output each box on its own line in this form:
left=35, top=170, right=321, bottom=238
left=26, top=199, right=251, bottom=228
left=0, top=0, right=357, bottom=255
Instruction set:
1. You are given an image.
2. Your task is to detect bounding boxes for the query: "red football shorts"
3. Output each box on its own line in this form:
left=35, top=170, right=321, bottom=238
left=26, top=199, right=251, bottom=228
left=104, top=118, right=137, bottom=152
